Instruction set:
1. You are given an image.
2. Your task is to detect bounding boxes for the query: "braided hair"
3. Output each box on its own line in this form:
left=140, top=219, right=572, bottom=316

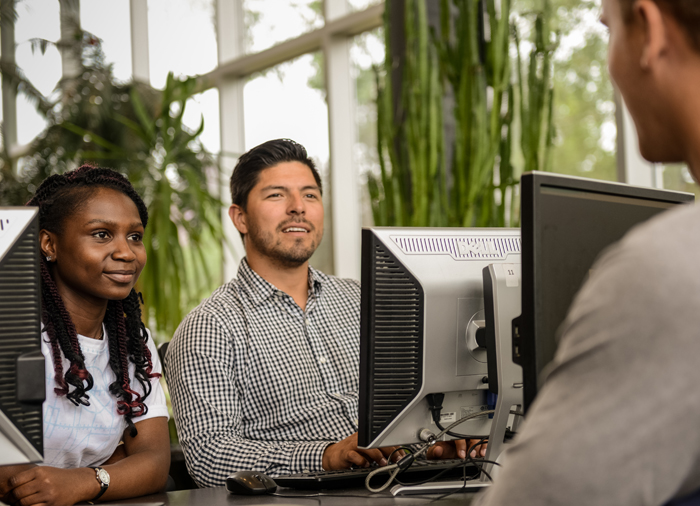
left=27, top=164, right=159, bottom=437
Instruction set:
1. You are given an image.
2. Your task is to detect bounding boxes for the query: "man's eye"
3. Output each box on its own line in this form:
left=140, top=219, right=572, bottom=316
left=93, top=231, right=109, bottom=239
left=129, top=233, right=143, bottom=242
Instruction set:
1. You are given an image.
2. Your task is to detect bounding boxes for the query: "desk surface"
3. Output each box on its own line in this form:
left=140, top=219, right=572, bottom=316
left=100, top=485, right=479, bottom=506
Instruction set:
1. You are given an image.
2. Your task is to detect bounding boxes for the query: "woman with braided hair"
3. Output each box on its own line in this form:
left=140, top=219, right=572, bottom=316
left=0, top=165, right=170, bottom=506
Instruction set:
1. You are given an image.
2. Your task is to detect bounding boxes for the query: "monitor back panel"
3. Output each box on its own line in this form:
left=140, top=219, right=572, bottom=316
left=359, top=227, right=520, bottom=448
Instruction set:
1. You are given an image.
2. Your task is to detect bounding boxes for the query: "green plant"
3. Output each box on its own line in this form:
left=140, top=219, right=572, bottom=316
left=370, top=0, right=447, bottom=227
left=0, top=30, right=225, bottom=340
left=369, top=0, right=557, bottom=229
left=515, top=1, right=557, bottom=176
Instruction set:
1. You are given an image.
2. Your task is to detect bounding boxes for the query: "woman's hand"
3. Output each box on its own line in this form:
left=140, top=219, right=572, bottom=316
left=4, top=466, right=97, bottom=506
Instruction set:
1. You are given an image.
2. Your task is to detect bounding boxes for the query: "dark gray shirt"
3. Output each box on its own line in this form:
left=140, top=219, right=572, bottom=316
left=167, top=258, right=361, bottom=486
left=476, top=203, right=700, bottom=505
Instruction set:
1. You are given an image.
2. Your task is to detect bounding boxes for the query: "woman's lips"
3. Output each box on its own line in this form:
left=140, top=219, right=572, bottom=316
left=103, top=271, right=136, bottom=283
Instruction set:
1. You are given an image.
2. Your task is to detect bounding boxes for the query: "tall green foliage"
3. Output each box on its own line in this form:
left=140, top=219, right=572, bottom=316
left=370, top=0, right=556, bottom=228
left=370, top=0, right=447, bottom=227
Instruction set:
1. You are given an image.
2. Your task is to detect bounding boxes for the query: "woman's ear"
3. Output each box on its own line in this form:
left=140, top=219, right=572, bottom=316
left=229, top=204, right=248, bottom=236
left=40, top=230, right=57, bottom=262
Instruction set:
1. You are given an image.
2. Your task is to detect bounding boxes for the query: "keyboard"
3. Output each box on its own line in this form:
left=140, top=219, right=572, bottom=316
left=274, top=458, right=478, bottom=490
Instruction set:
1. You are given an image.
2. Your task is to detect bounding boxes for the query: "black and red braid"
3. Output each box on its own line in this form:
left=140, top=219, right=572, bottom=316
left=27, top=164, right=160, bottom=437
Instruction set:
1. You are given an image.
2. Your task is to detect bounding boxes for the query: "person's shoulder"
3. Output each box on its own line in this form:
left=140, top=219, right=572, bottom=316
left=312, top=267, right=360, bottom=294
left=565, top=203, right=700, bottom=332
left=172, top=279, right=245, bottom=342
left=603, top=202, right=700, bottom=276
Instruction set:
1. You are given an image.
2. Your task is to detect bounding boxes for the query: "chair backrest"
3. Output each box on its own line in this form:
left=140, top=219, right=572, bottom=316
left=157, top=341, right=169, bottom=376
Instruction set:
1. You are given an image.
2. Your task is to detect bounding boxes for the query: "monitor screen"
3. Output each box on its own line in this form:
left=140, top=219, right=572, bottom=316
left=358, top=227, right=520, bottom=448
left=517, top=172, right=694, bottom=412
left=0, top=207, right=45, bottom=466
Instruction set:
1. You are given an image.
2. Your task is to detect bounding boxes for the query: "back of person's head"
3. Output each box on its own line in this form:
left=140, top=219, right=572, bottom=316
left=620, top=0, right=700, bottom=53
left=27, top=164, right=157, bottom=437
left=230, top=139, right=322, bottom=211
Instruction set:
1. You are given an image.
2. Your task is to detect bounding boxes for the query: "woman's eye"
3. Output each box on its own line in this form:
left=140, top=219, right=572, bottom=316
left=93, top=231, right=109, bottom=239
left=129, top=233, right=143, bottom=242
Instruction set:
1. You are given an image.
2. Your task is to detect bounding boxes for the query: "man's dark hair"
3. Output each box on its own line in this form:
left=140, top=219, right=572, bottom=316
left=230, top=139, right=322, bottom=211
left=621, top=0, right=700, bottom=52
left=27, top=164, right=158, bottom=438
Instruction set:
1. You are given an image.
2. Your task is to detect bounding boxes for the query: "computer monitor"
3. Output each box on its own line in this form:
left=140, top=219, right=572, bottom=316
left=516, top=172, right=694, bottom=412
left=358, top=227, right=520, bottom=449
left=0, top=207, right=45, bottom=466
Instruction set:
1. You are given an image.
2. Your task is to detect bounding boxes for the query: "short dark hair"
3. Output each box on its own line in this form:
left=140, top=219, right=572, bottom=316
left=230, top=139, right=322, bottom=211
left=620, top=0, right=700, bottom=52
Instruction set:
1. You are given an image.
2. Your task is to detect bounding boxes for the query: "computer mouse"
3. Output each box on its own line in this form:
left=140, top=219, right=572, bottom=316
left=226, top=470, right=278, bottom=495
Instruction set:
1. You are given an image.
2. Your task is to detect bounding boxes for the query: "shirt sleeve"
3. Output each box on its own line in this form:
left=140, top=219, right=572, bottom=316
left=166, top=310, right=333, bottom=487
left=131, top=328, right=169, bottom=423
left=474, top=216, right=700, bottom=505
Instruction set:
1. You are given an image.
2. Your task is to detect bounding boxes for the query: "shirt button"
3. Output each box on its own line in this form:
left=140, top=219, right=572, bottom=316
left=305, top=318, right=310, bottom=326
left=319, top=357, right=327, bottom=364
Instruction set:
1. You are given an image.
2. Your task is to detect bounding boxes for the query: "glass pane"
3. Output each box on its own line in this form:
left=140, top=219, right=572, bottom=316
left=546, top=0, right=617, bottom=181
left=81, top=0, right=132, bottom=83
left=347, top=0, right=382, bottom=12
left=243, top=0, right=323, bottom=54
left=147, top=0, right=218, bottom=89
left=15, top=0, right=61, bottom=145
left=662, top=165, right=700, bottom=199
left=243, top=52, right=332, bottom=273
left=182, top=88, right=221, bottom=155
left=350, top=28, right=384, bottom=227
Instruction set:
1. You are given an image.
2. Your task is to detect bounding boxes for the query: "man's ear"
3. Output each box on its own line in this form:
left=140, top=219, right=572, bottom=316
left=40, top=230, right=57, bottom=261
left=229, top=204, right=248, bottom=236
left=635, top=0, right=668, bottom=70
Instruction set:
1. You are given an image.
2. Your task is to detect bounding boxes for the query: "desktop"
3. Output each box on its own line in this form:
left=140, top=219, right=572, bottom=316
left=0, top=207, right=45, bottom=466
left=358, top=227, right=521, bottom=450
left=515, top=172, right=694, bottom=411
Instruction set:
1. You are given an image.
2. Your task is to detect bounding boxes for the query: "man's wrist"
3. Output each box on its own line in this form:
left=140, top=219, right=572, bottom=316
left=290, top=441, right=333, bottom=474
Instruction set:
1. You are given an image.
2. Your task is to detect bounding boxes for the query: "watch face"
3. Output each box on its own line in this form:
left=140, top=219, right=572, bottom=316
left=97, top=468, right=110, bottom=486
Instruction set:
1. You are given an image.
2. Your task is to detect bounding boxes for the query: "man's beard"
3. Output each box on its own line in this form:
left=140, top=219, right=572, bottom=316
left=246, top=220, right=321, bottom=267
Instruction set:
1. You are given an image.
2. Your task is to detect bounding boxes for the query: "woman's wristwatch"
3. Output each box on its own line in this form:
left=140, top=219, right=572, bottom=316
left=88, top=466, right=110, bottom=503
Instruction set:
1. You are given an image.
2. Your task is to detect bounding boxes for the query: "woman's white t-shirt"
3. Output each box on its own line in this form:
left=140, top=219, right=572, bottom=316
left=40, top=326, right=169, bottom=468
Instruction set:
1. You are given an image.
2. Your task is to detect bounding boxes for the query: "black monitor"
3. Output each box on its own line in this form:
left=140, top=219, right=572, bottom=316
left=516, top=172, right=694, bottom=412
left=0, top=207, right=45, bottom=466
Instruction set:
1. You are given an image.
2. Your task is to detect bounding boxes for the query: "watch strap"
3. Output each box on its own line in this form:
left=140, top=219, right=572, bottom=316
left=88, top=466, right=109, bottom=503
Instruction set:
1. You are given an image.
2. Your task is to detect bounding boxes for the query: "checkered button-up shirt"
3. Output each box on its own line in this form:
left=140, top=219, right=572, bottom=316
left=166, top=258, right=361, bottom=486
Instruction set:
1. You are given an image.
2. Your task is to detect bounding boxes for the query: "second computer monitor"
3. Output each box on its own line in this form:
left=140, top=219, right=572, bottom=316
left=517, top=172, right=694, bottom=412
left=358, top=227, right=520, bottom=449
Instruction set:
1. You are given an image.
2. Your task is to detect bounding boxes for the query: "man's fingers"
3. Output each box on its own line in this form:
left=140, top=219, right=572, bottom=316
left=358, top=448, right=387, bottom=466
left=468, top=439, right=487, bottom=458
left=346, top=450, right=369, bottom=468
left=454, top=439, right=467, bottom=459
left=428, top=443, right=444, bottom=459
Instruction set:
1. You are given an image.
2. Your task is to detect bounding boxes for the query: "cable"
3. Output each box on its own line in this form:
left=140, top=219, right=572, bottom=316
left=363, top=409, right=494, bottom=493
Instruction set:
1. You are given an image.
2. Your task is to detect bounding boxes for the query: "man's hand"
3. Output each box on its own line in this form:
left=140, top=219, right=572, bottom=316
left=427, top=439, right=488, bottom=460
left=3, top=466, right=97, bottom=506
left=322, top=432, right=403, bottom=471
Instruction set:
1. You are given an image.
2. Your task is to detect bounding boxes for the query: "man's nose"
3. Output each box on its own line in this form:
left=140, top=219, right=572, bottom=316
left=288, top=194, right=305, bottom=215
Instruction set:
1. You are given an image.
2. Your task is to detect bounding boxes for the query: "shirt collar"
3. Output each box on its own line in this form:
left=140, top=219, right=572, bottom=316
left=237, top=257, right=326, bottom=307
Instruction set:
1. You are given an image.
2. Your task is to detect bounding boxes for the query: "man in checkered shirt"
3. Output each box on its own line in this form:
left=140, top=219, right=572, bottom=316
left=166, top=139, right=468, bottom=487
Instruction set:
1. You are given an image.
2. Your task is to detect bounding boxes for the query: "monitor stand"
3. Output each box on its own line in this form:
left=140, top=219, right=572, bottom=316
left=391, top=263, right=523, bottom=496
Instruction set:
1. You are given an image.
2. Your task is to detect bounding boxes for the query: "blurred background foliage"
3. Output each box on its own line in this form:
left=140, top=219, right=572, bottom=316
left=368, top=0, right=557, bottom=228
left=0, top=20, right=224, bottom=341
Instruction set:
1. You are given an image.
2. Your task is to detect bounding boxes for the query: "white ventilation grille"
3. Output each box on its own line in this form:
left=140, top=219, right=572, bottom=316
left=391, top=235, right=521, bottom=260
